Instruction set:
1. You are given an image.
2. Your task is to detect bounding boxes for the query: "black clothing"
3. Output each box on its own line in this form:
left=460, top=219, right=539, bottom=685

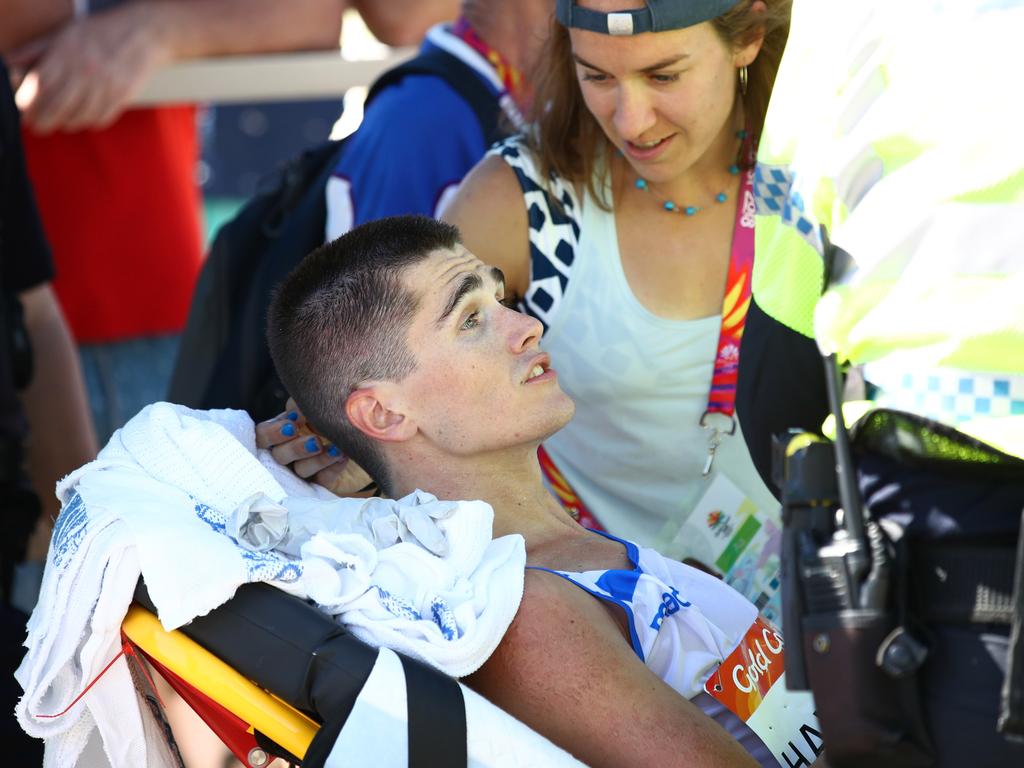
left=736, top=295, right=829, bottom=499
left=0, top=54, right=55, bottom=765
left=0, top=57, right=54, bottom=443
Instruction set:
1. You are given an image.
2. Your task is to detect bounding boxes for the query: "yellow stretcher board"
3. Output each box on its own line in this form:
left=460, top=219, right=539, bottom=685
left=121, top=604, right=319, bottom=759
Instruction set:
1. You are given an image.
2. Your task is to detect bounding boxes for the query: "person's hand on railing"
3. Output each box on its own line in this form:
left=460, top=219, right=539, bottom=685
left=8, top=3, right=171, bottom=133
left=256, top=399, right=377, bottom=497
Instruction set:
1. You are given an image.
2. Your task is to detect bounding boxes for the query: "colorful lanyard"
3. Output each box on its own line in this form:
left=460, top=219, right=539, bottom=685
left=450, top=17, right=526, bottom=108
left=701, top=139, right=756, bottom=476
left=539, top=142, right=757, bottom=525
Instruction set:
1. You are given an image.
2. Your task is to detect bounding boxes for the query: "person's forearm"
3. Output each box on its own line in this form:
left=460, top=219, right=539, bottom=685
left=0, top=0, right=71, bottom=51
left=144, top=0, right=344, bottom=63
left=19, top=284, right=98, bottom=558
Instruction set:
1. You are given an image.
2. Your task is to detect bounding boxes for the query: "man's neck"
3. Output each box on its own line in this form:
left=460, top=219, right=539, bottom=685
left=389, top=445, right=582, bottom=551
left=461, top=0, right=549, bottom=77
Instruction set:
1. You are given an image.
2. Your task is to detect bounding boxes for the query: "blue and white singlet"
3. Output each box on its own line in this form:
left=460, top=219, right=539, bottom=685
left=530, top=530, right=780, bottom=767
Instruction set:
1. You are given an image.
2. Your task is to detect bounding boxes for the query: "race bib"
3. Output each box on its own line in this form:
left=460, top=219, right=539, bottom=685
left=670, top=474, right=784, bottom=625
left=705, top=616, right=822, bottom=767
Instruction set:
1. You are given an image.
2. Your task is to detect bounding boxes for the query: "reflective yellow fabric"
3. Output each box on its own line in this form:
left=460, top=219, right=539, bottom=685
left=753, top=1, right=1024, bottom=458
left=751, top=218, right=821, bottom=339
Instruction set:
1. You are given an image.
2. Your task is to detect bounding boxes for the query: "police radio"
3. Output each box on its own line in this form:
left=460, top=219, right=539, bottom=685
left=775, top=355, right=935, bottom=767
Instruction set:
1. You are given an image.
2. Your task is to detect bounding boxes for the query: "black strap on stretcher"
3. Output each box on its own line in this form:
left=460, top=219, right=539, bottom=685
left=404, top=652, right=468, bottom=768
left=303, top=648, right=468, bottom=768
left=134, top=582, right=468, bottom=766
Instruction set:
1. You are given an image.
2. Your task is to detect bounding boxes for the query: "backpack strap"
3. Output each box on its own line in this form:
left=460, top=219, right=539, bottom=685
left=367, top=46, right=506, bottom=147
left=263, top=44, right=503, bottom=228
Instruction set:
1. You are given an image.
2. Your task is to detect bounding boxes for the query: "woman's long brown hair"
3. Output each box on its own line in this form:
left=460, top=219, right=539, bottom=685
left=526, top=0, right=792, bottom=208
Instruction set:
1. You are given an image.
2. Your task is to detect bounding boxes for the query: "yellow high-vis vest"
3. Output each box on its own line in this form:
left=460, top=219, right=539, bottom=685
left=753, top=0, right=1024, bottom=458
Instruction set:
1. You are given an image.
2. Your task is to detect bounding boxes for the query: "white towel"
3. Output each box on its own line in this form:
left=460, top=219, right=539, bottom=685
left=16, top=402, right=525, bottom=768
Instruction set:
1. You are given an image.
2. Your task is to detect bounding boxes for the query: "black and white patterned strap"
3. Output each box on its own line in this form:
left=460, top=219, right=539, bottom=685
left=490, top=137, right=583, bottom=332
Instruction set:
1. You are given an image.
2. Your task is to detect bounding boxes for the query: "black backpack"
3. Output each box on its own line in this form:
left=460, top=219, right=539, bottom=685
left=167, top=48, right=505, bottom=421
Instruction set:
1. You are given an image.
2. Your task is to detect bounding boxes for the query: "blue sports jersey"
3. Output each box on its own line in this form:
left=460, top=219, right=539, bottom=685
left=325, top=25, right=505, bottom=240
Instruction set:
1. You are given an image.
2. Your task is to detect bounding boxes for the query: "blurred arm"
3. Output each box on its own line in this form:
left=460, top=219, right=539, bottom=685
left=3, top=0, right=346, bottom=132
left=0, top=0, right=70, bottom=51
left=18, top=283, right=97, bottom=559
left=147, top=0, right=345, bottom=60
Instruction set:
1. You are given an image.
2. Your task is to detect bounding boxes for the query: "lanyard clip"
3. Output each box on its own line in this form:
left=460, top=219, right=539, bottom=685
left=699, top=411, right=736, bottom=477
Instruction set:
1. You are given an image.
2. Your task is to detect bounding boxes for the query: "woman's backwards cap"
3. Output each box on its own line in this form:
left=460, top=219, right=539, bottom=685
left=555, top=0, right=742, bottom=36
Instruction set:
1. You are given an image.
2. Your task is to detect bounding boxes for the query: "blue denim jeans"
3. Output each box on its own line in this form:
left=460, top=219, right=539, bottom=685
left=78, top=334, right=181, bottom=446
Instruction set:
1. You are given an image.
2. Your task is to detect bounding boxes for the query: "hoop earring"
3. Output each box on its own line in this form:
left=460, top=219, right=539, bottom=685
left=738, top=65, right=748, bottom=97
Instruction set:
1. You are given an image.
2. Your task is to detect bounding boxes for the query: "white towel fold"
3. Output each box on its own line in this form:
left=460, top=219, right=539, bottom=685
left=279, top=490, right=462, bottom=559
left=17, top=402, right=525, bottom=768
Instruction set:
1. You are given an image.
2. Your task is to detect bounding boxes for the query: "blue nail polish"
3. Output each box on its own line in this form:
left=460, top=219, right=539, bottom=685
left=281, top=422, right=295, bottom=437
left=327, top=444, right=340, bottom=457
left=286, top=411, right=299, bottom=421
left=305, top=437, right=319, bottom=453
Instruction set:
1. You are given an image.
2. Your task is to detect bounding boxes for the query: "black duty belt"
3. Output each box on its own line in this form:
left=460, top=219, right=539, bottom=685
left=913, top=544, right=1018, bottom=625
left=910, top=530, right=1024, bottom=738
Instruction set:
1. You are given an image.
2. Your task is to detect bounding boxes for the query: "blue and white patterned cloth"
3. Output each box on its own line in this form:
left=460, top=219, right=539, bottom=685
left=865, top=365, right=1024, bottom=426
left=16, top=403, right=525, bottom=768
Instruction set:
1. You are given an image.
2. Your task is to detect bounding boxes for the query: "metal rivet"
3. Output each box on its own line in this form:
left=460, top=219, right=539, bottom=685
left=248, top=748, right=269, bottom=767
left=813, top=633, right=830, bottom=654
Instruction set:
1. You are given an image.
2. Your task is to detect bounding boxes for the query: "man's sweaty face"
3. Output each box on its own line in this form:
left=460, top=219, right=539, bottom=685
left=397, top=246, right=574, bottom=456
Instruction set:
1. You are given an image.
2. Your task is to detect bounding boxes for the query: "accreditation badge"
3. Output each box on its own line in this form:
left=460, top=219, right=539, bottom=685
left=669, top=474, right=784, bottom=625
left=704, top=616, right=822, bottom=767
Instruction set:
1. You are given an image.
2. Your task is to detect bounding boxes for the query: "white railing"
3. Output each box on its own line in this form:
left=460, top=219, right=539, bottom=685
left=134, top=48, right=415, bottom=106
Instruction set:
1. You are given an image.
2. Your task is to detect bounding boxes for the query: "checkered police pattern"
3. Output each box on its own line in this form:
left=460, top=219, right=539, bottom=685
left=492, top=137, right=582, bottom=332
left=754, top=163, right=824, bottom=256
left=870, top=368, right=1024, bottom=425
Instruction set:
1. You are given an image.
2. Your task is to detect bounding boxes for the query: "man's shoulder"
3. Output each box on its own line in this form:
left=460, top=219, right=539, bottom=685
left=335, top=69, right=490, bottom=176
left=515, top=568, right=625, bottom=638
left=471, top=568, right=638, bottom=689
left=363, top=70, right=489, bottom=133
left=353, top=29, right=504, bottom=145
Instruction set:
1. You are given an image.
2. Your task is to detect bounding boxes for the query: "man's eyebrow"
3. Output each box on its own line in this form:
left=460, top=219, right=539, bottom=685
left=572, top=53, right=689, bottom=74
left=488, top=266, right=506, bottom=292
left=437, top=272, right=483, bottom=326
left=436, top=267, right=506, bottom=326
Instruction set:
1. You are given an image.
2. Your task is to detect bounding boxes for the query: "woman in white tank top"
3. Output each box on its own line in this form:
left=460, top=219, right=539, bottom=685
left=442, top=0, right=791, bottom=621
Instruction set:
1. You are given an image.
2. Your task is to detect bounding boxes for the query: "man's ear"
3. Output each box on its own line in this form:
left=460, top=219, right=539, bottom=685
left=345, top=385, right=417, bottom=443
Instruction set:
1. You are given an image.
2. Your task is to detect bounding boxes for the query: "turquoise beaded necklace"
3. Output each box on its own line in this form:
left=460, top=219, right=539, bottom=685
left=634, top=129, right=748, bottom=216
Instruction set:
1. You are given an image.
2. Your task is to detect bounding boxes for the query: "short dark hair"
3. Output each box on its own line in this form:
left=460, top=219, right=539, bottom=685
left=267, top=215, right=460, bottom=492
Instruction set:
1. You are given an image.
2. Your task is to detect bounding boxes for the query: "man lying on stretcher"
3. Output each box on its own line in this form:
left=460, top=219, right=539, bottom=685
left=260, top=215, right=823, bottom=768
